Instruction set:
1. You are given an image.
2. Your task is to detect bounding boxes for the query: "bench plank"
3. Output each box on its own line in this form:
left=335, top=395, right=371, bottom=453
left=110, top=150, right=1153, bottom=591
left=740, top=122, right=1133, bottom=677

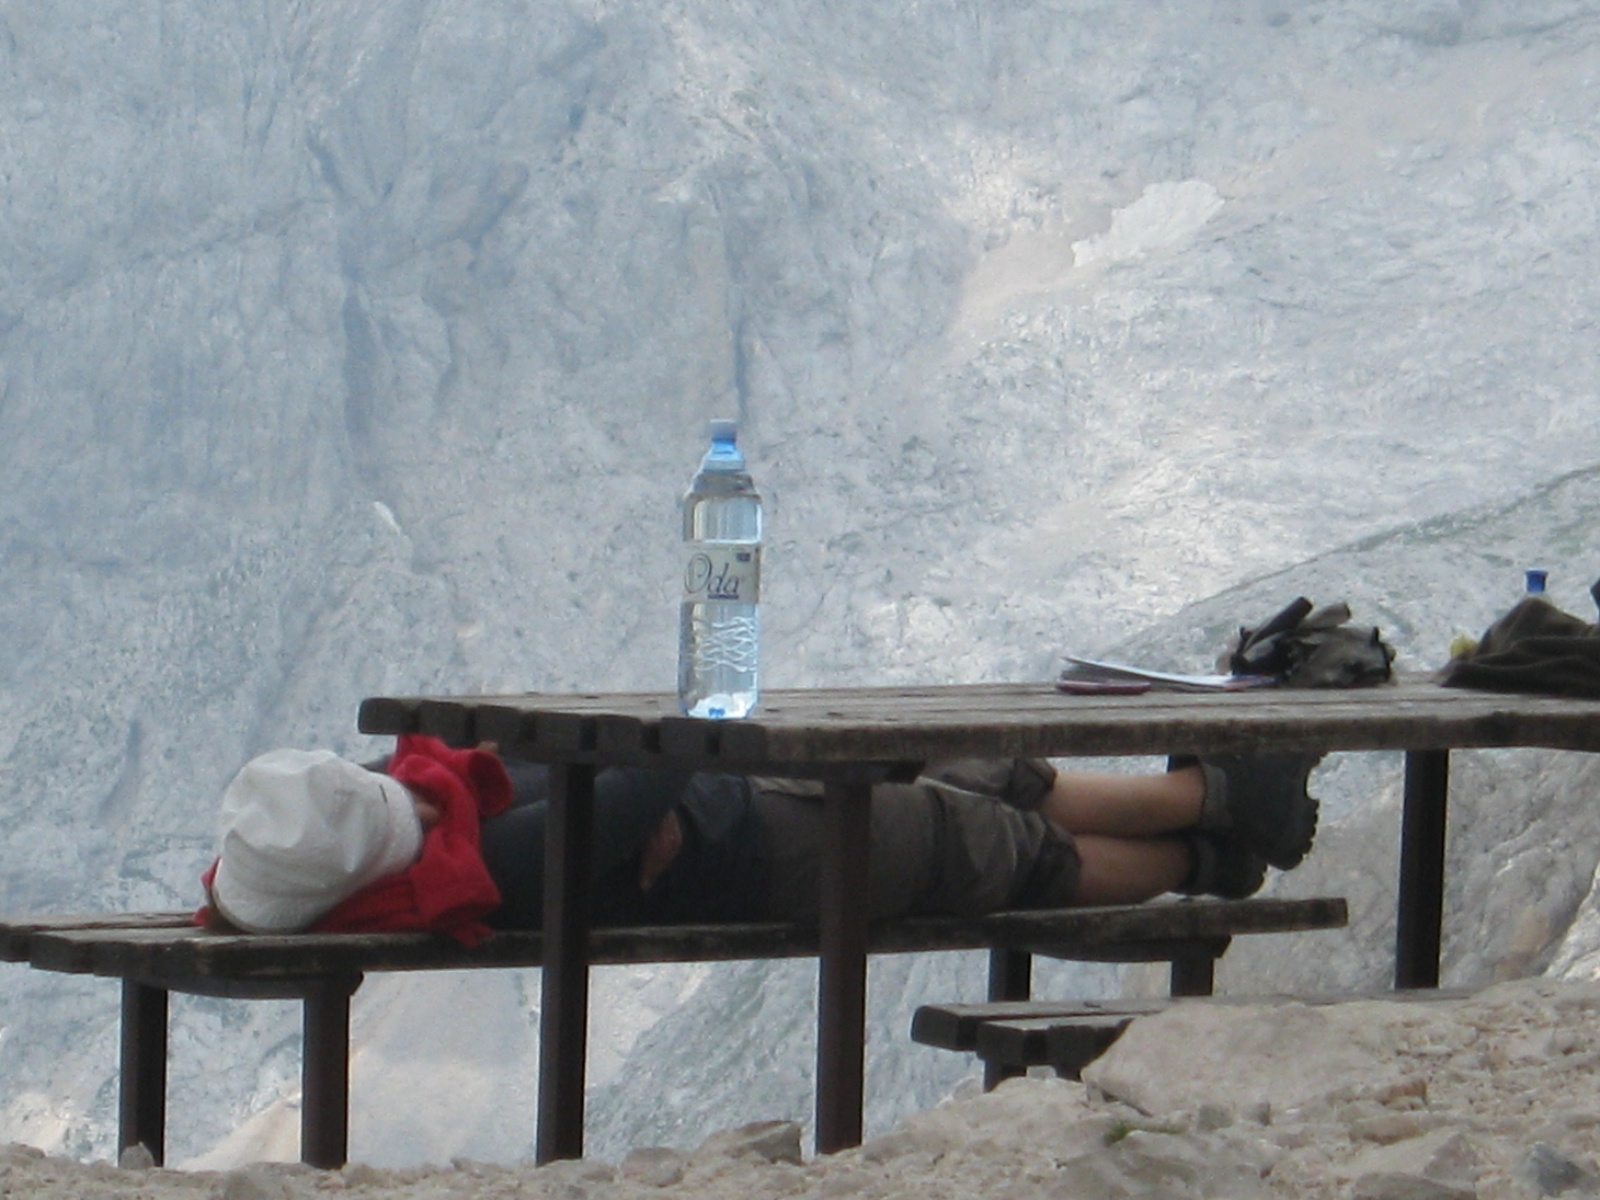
left=0, top=912, right=194, bottom=964
left=981, top=1013, right=1136, bottom=1077
left=5, top=897, right=1346, bottom=990
left=982, top=896, right=1347, bottom=958
left=912, top=997, right=1172, bottom=1051
left=915, top=987, right=1476, bottom=1079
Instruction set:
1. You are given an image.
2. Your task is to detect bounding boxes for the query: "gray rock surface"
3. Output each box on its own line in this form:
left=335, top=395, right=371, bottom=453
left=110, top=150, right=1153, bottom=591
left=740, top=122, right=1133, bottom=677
left=8, top=0, right=1600, bottom=1169
left=7, top=979, right=1600, bottom=1198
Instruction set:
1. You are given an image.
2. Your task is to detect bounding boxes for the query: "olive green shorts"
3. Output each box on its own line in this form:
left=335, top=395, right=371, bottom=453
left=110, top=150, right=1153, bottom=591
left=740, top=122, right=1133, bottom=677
left=747, top=759, right=1081, bottom=922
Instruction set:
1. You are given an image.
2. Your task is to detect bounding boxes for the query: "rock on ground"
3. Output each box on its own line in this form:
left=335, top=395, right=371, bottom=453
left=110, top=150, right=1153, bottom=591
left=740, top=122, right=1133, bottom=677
left=6, top=978, right=1600, bottom=1200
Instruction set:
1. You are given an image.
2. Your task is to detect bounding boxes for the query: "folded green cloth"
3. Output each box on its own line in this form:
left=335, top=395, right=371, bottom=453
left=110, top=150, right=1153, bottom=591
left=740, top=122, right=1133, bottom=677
left=1441, top=595, right=1600, bottom=698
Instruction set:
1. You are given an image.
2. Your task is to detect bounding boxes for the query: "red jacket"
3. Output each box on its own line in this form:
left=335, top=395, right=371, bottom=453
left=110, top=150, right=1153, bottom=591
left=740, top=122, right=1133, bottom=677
left=311, top=735, right=511, bottom=945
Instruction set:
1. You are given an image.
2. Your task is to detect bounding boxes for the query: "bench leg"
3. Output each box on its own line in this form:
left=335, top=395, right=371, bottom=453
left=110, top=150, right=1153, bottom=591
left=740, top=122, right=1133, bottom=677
left=1169, top=953, right=1216, bottom=997
left=538, top=762, right=596, bottom=1164
left=119, top=981, right=168, bottom=1166
left=1396, top=749, right=1449, bottom=989
left=983, top=949, right=1032, bottom=1090
left=816, top=777, right=871, bottom=1155
left=301, top=974, right=362, bottom=1169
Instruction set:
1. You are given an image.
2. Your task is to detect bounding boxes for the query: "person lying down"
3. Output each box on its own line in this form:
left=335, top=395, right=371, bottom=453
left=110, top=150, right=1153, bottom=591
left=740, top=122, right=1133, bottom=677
left=199, top=735, right=1322, bottom=943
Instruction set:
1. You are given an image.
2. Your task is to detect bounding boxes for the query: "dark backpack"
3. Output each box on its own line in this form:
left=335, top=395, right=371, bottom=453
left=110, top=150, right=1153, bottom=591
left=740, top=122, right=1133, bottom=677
left=1441, top=583, right=1600, bottom=698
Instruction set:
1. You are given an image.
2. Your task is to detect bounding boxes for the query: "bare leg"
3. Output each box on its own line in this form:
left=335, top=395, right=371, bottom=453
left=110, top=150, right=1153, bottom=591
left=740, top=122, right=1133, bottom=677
left=1041, top=766, right=1205, bottom=838
left=1071, top=835, right=1192, bottom=905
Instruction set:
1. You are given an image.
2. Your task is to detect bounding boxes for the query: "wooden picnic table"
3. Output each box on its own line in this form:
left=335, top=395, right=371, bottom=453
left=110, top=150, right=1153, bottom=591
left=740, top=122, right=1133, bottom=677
left=358, top=675, right=1600, bottom=1161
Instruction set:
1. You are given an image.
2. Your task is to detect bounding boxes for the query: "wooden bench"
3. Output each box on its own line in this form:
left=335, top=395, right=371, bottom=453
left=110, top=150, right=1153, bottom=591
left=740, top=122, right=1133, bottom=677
left=913, top=985, right=1468, bottom=1082
left=0, top=895, right=1345, bottom=1169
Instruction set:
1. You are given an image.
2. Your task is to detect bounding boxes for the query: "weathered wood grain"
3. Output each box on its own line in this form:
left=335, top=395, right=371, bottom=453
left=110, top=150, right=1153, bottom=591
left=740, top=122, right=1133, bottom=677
left=0, top=912, right=193, bottom=963
left=915, top=986, right=1478, bottom=1075
left=357, top=678, right=1600, bottom=768
left=911, top=997, right=1173, bottom=1051
left=983, top=896, right=1347, bottom=955
left=981, top=1013, right=1134, bottom=1076
left=1, top=897, right=1346, bottom=990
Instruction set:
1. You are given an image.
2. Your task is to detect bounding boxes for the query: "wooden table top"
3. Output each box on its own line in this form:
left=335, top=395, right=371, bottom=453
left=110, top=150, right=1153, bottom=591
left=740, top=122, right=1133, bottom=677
left=358, top=676, right=1600, bottom=772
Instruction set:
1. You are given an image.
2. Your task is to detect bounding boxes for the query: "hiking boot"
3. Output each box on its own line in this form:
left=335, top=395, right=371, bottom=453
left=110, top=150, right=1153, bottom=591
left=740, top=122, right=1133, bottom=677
left=1177, top=832, right=1268, bottom=900
left=1170, top=752, right=1322, bottom=870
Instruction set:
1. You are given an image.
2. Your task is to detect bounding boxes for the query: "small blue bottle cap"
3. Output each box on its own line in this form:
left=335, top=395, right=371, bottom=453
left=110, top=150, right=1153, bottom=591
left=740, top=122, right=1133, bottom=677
left=708, top=418, right=738, bottom=444
left=1526, top=568, right=1548, bottom=595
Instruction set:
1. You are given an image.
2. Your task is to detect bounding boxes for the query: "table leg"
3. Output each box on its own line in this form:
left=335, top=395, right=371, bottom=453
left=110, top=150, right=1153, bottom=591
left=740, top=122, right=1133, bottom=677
left=538, top=762, right=596, bottom=1164
left=816, top=778, right=871, bottom=1154
left=1395, top=749, right=1450, bottom=989
left=119, top=981, right=168, bottom=1166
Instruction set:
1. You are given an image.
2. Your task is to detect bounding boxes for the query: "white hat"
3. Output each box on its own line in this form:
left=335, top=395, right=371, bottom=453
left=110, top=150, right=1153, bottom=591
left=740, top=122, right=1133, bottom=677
left=210, top=749, right=424, bottom=934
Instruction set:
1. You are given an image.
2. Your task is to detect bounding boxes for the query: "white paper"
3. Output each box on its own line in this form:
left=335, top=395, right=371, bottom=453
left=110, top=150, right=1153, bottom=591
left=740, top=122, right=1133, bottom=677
left=1061, top=656, right=1277, bottom=693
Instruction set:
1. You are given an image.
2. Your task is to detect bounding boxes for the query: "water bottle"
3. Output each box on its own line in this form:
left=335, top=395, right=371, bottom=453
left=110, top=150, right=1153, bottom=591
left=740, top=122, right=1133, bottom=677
left=678, top=419, right=762, bottom=718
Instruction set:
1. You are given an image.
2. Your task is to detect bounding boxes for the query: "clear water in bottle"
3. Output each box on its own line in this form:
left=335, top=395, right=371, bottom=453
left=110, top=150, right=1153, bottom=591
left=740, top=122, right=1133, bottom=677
left=678, top=419, right=762, bottom=718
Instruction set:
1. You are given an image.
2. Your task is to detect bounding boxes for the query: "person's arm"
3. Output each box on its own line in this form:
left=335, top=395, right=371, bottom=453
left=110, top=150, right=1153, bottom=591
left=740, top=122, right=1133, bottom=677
left=638, top=811, right=683, bottom=892
left=198, top=879, right=239, bottom=932
left=478, top=766, right=693, bottom=929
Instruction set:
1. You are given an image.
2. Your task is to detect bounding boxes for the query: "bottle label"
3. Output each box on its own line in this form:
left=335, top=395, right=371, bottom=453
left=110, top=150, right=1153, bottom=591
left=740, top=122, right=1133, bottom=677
left=683, top=542, right=761, bottom=604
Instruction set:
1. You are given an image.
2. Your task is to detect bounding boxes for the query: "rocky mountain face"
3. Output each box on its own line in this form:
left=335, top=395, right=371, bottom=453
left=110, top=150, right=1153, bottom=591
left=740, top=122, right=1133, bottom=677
left=5, top=0, right=1600, bottom=1167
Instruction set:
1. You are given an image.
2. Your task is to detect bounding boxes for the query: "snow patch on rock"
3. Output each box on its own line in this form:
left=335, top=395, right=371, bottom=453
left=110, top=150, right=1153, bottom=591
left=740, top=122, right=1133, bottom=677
left=1072, top=181, right=1224, bottom=268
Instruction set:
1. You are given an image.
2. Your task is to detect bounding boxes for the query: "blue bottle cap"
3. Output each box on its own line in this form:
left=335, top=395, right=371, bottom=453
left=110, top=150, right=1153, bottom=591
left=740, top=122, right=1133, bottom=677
left=1525, top=568, right=1548, bottom=595
left=708, top=418, right=738, bottom=444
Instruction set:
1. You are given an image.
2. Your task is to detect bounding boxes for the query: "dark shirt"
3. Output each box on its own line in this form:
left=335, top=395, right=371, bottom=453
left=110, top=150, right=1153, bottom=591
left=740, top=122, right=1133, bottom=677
left=477, top=759, right=770, bottom=928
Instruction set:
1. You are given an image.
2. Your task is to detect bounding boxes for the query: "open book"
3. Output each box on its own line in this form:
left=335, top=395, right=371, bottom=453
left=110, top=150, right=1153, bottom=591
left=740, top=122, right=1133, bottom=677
left=1058, top=655, right=1277, bottom=694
